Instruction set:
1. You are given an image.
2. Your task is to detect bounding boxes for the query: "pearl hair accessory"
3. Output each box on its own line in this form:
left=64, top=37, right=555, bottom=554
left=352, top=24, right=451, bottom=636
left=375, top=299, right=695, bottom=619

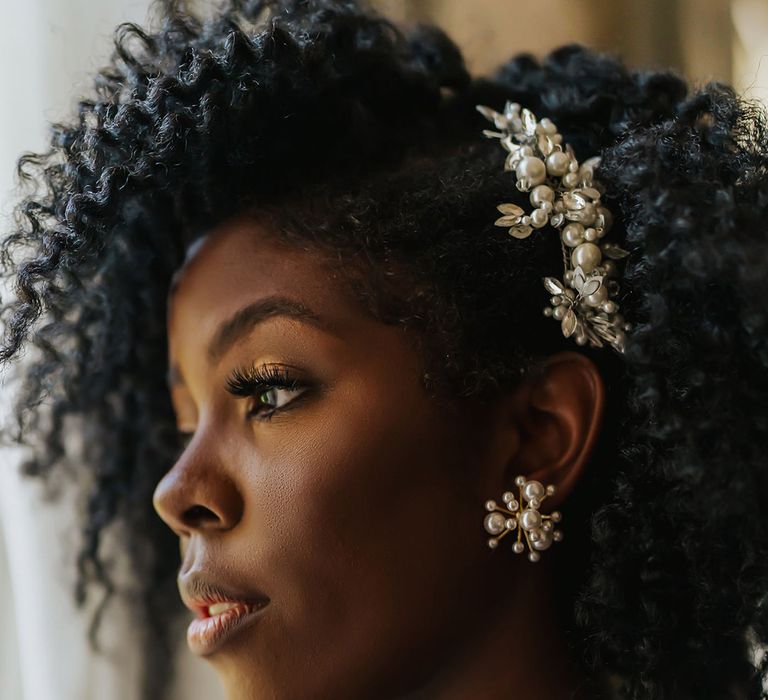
left=476, top=101, right=632, bottom=353
left=483, top=476, right=562, bottom=562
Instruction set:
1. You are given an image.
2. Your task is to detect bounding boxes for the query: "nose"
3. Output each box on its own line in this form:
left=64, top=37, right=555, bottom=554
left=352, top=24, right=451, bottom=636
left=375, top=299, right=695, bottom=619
left=152, top=435, right=244, bottom=537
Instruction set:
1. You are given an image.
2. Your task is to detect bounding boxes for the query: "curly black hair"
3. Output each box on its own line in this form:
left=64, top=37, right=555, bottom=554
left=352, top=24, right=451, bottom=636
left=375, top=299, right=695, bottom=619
left=1, top=1, right=767, bottom=698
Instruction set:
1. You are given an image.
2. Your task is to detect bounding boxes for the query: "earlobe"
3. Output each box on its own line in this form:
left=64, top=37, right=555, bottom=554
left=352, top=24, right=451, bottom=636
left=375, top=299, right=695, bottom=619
left=511, top=351, right=605, bottom=506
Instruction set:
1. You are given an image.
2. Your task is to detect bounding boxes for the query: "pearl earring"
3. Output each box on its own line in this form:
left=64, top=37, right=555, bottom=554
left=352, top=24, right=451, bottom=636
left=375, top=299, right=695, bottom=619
left=483, top=475, right=563, bottom=562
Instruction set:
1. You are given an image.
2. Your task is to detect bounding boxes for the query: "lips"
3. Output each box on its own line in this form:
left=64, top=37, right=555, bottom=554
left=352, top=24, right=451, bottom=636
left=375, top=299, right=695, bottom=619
left=179, top=571, right=270, bottom=656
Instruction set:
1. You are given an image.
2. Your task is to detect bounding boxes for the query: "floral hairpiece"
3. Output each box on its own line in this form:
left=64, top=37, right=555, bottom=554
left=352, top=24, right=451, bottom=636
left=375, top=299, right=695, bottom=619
left=477, top=102, right=631, bottom=353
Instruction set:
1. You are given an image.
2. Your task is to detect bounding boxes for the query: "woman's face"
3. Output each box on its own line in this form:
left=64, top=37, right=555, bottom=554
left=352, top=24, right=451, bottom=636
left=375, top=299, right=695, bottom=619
left=152, top=214, right=512, bottom=699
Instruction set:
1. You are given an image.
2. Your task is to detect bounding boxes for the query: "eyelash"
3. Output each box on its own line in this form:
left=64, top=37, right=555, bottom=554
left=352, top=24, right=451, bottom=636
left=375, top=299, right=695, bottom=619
left=224, top=362, right=310, bottom=422
left=174, top=363, right=310, bottom=449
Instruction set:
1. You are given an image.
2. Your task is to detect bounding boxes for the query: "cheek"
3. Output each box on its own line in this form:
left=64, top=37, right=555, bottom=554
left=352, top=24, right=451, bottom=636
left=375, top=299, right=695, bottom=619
left=254, top=375, right=483, bottom=694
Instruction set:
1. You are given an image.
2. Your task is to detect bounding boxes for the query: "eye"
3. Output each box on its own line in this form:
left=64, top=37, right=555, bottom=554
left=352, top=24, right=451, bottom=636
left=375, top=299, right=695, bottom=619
left=251, top=385, right=303, bottom=416
left=225, top=363, right=311, bottom=421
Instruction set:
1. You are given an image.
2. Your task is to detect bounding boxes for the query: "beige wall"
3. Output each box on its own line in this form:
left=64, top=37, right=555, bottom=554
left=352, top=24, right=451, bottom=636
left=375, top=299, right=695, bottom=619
left=378, top=0, right=745, bottom=94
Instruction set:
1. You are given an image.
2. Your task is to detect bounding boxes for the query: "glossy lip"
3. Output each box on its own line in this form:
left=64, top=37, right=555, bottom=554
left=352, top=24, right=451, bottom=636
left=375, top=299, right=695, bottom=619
left=180, top=572, right=270, bottom=656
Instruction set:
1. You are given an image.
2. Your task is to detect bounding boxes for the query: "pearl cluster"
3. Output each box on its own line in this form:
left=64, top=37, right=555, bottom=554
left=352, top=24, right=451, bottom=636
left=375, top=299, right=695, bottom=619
left=483, top=476, right=563, bottom=562
left=477, top=101, right=631, bottom=353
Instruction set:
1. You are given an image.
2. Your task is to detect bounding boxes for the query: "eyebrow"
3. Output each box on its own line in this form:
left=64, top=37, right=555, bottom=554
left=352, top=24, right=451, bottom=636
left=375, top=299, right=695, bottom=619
left=166, top=295, right=335, bottom=388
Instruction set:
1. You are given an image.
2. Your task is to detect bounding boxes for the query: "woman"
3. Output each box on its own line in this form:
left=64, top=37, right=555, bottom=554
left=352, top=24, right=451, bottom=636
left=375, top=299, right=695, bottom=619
left=1, top=0, right=767, bottom=698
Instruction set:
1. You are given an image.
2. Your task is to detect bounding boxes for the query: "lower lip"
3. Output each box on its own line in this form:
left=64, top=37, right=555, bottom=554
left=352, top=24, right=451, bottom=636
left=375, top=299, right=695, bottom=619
left=187, top=601, right=269, bottom=656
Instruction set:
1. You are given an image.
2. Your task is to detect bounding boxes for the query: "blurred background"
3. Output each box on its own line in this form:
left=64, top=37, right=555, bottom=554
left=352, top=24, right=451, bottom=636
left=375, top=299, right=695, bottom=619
left=1, top=0, right=766, bottom=699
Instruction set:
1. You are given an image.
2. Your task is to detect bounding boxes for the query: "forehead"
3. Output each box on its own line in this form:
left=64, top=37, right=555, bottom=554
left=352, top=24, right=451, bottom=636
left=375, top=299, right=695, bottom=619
left=166, top=215, right=365, bottom=378
left=169, top=216, right=344, bottom=322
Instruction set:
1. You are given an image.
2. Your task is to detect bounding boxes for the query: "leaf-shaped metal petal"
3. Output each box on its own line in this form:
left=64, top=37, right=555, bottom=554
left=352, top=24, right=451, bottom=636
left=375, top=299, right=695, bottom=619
left=582, top=156, right=601, bottom=170
left=578, top=187, right=601, bottom=201
left=565, top=209, right=592, bottom=222
left=482, top=129, right=505, bottom=139
left=550, top=212, right=564, bottom=227
left=502, top=136, right=518, bottom=153
left=509, top=225, right=533, bottom=239
left=543, top=277, right=566, bottom=295
left=581, top=277, right=603, bottom=296
left=561, top=309, right=577, bottom=337
left=495, top=215, right=522, bottom=227
left=503, top=100, right=519, bottom=118
left=538, top=134, right=554, bottom=156
left=572, top=266, right=586, bottom=292
left=497, top=203, right=525, bottom=216
left=522, top=108, right=537, bottom=136
left=563, top=192, right=587, bottom=210
left=595, top=213, right=605, bottom=229
left=477, top=105, right=500, bottom=122
left=602, top=242, right=630, bottom=259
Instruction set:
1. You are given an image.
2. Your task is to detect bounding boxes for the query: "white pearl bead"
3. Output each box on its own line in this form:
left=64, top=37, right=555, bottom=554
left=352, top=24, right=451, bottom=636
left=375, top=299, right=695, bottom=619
left=602, top=301, right=618, bottom=314
left=507, top=499, right=519, bottom=511
left=529, top=530, right=540, bottom=542
left=571, top=243, right=602, bottom=273
left=505, top=518, right=517, bottom=530
left=516, top=156, right=546, bottom=186
left=529, top=498, right=540, bottom=509
left=530, top=184, right=555, bottom=205
left=484, top=512, right=506, bottom=535
left=563, top=172, right=579, bottom=188
left=488, top=538, right=499, bottom=549
left=543, top=307, right=553, bottom=317
left=513, top=541, right=525, bottom=554
left=485, top=499, right=496, bottom=511
left=551, top=511, right=562, bottom=522
left=520, top=509, right=542, bottom=531
left=528, top=551, right=541, bottom=562
left=532, top=530, right=553, bottom=550
left=584, top=227, right=598, bottom=242
left=553, top=530, right=563, bottom=542
left=575, top=333, right=588, bottom=346
left=562, top=223, right=584, bottom=247
left=530, top=208, right=549, bottom=228
left=514, top=475, right=526, bottom=486
left=502, top=491, right=515, bottom=503
left=585, top=286, right=608, bottom=307
left=546, top=484, right=555, bottom=495
left=552, top=305, right=566, bottom=321
left=577, top=202, right=597, bottom=226
left=546, top=151, right=570, bottom=177
left=542, top=521, right=553, bottom=532
left=523, top=480, right=545, bottom=502
left=519, top=146, right=534, bottom=157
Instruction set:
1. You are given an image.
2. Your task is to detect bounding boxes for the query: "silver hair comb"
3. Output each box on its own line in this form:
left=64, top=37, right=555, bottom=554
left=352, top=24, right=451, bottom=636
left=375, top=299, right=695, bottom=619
left=477, top=102, right=631, bottom=353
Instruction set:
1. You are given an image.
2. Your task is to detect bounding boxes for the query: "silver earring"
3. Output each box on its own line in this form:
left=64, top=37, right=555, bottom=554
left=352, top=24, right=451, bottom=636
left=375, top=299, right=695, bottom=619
left=483, top=475, right=563, bottom=562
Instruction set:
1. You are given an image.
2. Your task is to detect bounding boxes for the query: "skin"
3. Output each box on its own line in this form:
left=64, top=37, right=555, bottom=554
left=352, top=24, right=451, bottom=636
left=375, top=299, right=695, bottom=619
left=153, top=212, right=605, bottom=700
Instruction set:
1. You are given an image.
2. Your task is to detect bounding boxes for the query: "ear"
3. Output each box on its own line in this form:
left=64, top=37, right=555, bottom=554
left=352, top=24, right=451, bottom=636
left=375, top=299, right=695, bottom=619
left=493, top=351, right=605, bottom=508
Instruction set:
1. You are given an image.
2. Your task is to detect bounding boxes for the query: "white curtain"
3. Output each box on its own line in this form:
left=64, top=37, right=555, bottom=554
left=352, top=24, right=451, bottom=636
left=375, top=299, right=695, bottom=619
left=0, top=1, right=223, bottom=698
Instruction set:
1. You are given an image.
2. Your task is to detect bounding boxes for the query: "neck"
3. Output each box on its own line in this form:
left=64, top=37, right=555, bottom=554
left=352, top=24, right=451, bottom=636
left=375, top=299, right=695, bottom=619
left=398, top=559, right=592, bottom=700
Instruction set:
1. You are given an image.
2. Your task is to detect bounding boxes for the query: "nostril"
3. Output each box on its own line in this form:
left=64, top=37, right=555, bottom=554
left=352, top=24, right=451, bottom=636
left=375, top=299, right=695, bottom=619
left=182, top=504, right=219, bottom=527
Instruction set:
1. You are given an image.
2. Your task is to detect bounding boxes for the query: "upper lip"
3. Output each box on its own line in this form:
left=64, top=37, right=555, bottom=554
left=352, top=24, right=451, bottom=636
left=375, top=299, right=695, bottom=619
left=179, top=570, right=270, bottom=620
